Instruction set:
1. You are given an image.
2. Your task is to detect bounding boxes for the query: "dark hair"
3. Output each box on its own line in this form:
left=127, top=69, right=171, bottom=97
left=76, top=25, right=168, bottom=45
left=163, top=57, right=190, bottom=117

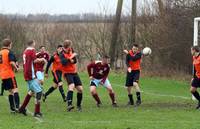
left=57, top=45, right=63, bottom=48
left=27, top=40, right=34, bottom=46
left=2, top=39, right=12, bottom=47
left=191, top=46, right=200, bottom=52
left=63, top=40, right=72, bottom=48
left=39, top=45, right=45, bottom=49
left=133, top=44, right=139, bottom=48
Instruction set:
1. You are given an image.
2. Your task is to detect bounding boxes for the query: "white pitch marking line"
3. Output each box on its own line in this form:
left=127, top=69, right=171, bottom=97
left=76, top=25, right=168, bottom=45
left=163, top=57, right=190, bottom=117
left=112, top=83, right=191, bottom=100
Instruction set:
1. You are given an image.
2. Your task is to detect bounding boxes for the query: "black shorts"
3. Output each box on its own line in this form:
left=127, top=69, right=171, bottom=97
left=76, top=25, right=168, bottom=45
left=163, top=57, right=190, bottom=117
left=52, top=70, right=62, bottom=84
left=125, top=70, right=140, bottom=87
left=2, top=77, right=18, bottom=90
left=191, top=77, right=200, bottom=88
left=64, top=73, right=82, bottom=86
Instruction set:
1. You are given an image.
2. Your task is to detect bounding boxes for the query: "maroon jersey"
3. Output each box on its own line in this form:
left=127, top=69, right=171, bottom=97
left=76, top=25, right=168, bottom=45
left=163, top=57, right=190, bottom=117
left=87, top=61, right=110, bottom=79
left=34, top=52, right=49, bottom=72
left=23, top=47, right=37, bottom=81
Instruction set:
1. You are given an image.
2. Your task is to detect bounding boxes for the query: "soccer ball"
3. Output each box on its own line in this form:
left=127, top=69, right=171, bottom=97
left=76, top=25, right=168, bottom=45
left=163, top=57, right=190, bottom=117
left=142, top=47, right=152, bottom=56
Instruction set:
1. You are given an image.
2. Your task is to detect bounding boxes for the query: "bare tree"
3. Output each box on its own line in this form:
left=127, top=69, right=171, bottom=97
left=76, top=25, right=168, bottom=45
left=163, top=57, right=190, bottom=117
left=109, top=0, right=123, bottom=68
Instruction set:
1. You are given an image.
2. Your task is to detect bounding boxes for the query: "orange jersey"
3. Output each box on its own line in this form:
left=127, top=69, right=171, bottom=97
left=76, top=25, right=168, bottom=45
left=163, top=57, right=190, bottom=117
left=193, top=55, right=200, bottom=78
left=0, top=48, right=15, bottom=79
left=127, top=50, right=142, bottom=71
left=52, top=53, right=62, bottom=72
left=61, top=52, right=77, bottom=74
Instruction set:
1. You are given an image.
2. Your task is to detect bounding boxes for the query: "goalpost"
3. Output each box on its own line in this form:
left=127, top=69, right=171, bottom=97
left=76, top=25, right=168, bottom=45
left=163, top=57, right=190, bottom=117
left=192, top=17, right=200, bottom=100
left=193, top=17, right=200, bottom=46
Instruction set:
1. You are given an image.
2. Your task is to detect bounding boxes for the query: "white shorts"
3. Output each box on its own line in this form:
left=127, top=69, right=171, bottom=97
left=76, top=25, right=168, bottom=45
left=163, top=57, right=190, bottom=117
left=90, top=78, right=111, bottom=88
left=36, top=71, right=44, bottom=81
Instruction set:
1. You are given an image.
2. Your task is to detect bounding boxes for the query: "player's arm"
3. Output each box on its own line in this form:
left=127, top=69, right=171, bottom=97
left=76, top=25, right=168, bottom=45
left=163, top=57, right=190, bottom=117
left=129, top=52, right=142, bottom=61
left=59, top=53, right=70, bottom=66
left=101, top=64, right=110, bottom=83
left=45, top=56, right=54, bottom=74
left=193, top=66, right=197, bottom=78
left=87, top=63, right=94, bottom=79
left=70, top=57, right=77, bottom=64
left=9, top=51, right=18, bottom=71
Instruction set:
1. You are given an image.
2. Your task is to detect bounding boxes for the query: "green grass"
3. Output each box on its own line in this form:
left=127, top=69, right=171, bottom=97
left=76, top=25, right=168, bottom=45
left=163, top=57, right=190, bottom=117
left=0, top=72, right=199, bottom=129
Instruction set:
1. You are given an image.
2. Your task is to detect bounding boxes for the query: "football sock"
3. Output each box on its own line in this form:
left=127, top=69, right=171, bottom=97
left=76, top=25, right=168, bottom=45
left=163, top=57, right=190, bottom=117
left=8, top=95, right=15, bottom=111
left=35, top=102, right=40, bottom=113
left=58, top=86, right=66, bottom=100
left=45, top=86, right=55, bottom=97
left=92, top=93, right=101, bottom=104
left=192, top=91, right=200, bottom=102
left=20, top=94, right=31, bottom=109
left=136, top=92, right=141, bottom=101
left=77, top=93, right=83, bottom=107
left=1, top=85, right=4, bottom=95
left=14, top=92, right=20, bottom=109
left=67, top=91, right=73, bottom=106
left=109, top=93, right=116, bottom=104
left=128, top=94, right=134, bottom=104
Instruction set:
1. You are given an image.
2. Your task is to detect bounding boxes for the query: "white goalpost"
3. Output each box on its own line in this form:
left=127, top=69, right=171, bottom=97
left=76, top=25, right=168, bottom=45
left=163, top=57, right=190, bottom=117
left=193, top=17, right=200, bottom=46
left=192, top=17, right=200, bottom=100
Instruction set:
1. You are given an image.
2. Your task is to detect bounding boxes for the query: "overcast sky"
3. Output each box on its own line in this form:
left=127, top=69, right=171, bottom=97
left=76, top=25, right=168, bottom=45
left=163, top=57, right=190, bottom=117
left=0, top=0, right=150, bottom=15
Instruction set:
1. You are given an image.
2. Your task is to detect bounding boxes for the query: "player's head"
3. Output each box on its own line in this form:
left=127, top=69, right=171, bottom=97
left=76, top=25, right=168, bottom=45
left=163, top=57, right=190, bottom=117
left=57, top=44, right=63, bottom=53
left=191, top=46, right=200, bottom=56
left=132, top=44, right=139, bottom=53
left=39, top=45, right=46, bottom=53
left=63, top=40, right=72, bottom=48
left=2, top=39, right=12, bottom=49
left=102, top=55, right=110, bottom=64
left=27, top=40, right=35, bottom=47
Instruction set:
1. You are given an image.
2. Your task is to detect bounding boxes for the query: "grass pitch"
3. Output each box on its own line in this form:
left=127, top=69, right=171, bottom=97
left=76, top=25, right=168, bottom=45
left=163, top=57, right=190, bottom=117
left=0, top=72, right=199, bottom=129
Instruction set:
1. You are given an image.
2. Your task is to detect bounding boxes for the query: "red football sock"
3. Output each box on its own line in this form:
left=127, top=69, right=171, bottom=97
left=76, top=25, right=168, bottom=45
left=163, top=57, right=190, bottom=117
left=20, top=94, right=31, bottom=109
left=92, top=94, right=101, bottom=104
left=109, top=93, right=116, bottom=104
left=35, top=102, right=40, bottom=113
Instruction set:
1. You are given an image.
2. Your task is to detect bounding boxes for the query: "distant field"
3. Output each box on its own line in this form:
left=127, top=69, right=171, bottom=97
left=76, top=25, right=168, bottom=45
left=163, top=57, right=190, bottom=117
left=0, top=72, right=199, bottom=129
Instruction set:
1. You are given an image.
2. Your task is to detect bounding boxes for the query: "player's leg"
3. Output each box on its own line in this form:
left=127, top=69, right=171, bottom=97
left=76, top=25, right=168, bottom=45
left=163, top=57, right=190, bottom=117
left=190, top=78, right=200, bottom=109
left=8, top=90, right=15, bottom=113
left=90, top=79, right=101, bottom=107
left=125, top=71, right=134, bottom=105
left=65, top=73, right=75, bottom=111
left=133, top=82, right=141, bottom=106
left=0, top=83, right=4, bottom=96
left=43, top=83, right=57, bottom=102
left=56, top=71, right=66, bottom=102
left=133, top=70, right=141, bottom=106
left=2, top=78, right=17, bottom=113
left=19, top=90, right=33, bottom=116
left=103, top=79, right=117, bottom=107
left=11, top=77, right=20, bottom=110
left=76, top=85, right=83, bottom=111
left=32, top=79, right=43, bottom=117
left=74, top=74, right=83, bottom=111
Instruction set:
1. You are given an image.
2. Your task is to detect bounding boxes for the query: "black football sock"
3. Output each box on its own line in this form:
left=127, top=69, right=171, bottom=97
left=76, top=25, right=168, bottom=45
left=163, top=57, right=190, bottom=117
left=1, top=85, right=4, bottom=95
left=45, top=86, right=55, bottom=97
left=58, top=86, right=66, bottom=100
left=67, top=91, right=73, bottom=106
left=8, top=95, right=15, bottom=111
left=128, top=94, right=134, bottom=104
left=77, top=93, right=83, bottom=107
left=192, top=91, right=200, bottom=102
left=14, top=92, right=20, bottom=109
left=136, top=92, right=141, bottom=101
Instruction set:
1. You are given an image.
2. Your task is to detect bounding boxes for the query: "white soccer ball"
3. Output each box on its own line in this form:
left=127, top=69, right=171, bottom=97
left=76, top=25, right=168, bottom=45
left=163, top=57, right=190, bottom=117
left=142, top=47, right=152, bottom=56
